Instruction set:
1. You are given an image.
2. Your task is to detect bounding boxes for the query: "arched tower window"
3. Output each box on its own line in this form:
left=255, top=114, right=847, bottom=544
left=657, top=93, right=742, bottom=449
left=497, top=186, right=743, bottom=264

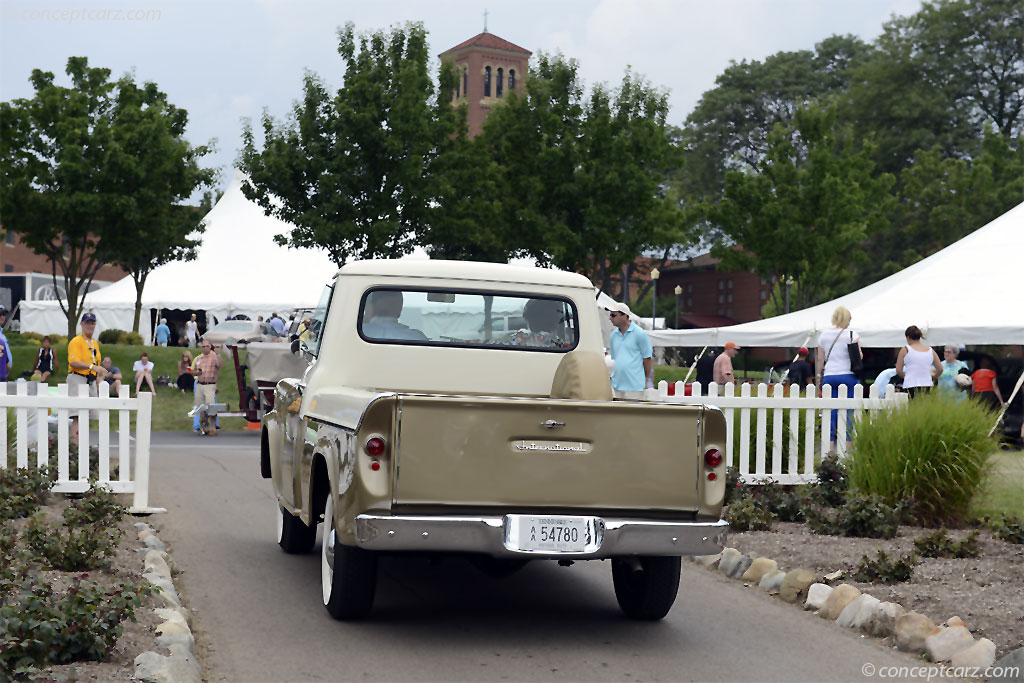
left=462, top=68, right=468, bottom=97
left=496, top=68, right=504, bottom=97
left=509, top=69, right=516, bottom=91
left=455, top=75, right=460, bottom=99
left=484, top=66, right=491, bottom=97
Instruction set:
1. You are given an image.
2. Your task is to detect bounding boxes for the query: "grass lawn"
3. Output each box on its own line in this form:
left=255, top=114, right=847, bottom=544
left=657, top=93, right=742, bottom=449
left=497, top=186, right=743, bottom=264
left=9, top=342, right=254, bottom=432
left=972, top=450, right=1024, bottom=520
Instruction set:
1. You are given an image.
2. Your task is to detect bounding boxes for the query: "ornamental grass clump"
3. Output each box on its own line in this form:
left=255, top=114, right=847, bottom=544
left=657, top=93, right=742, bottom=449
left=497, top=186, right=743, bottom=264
left=847, top=392, right=997, bottom=527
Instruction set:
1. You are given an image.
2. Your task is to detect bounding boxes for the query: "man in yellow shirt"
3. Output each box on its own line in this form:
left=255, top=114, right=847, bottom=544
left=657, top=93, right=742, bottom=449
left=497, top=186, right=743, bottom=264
left=67, top=312, right=107, bottom=397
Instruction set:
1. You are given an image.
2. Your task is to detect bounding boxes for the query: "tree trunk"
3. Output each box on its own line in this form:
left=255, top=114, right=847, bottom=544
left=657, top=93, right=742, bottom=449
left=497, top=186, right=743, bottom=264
left=132, top=271, right=148, bottom=334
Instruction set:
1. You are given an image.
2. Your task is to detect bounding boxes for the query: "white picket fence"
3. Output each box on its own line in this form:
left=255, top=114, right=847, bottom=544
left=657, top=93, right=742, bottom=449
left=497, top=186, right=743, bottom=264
left=0, top=381, right=162, bottom=513
left=629, top=381, right=908, bottom=484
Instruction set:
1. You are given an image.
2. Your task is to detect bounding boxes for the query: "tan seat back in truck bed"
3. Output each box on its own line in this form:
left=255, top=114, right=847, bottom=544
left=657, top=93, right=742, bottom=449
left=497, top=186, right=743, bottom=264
left=550, top=351, right=613, bottom=401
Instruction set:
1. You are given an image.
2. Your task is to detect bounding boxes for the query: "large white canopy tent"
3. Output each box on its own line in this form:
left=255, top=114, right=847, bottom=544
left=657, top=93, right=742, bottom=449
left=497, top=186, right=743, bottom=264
left=649, top=203, right=1024, bottom=349
left=21, top=172, right=342, bottom=340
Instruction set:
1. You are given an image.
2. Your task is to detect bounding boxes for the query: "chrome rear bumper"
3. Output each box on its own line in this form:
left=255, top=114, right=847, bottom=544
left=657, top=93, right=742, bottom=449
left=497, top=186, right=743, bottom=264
left=354, top=514, right=728, bottom=558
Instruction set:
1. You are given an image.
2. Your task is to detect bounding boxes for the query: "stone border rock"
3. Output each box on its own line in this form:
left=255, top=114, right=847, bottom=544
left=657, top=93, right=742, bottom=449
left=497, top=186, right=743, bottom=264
left=688, top=548, right=1023, bottom=679
left=132, top=522, right=202, bottom=683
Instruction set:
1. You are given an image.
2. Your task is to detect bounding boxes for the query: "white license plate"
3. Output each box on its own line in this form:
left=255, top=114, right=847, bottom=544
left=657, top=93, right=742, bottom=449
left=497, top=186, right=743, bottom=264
left=505, top=515, right=596, bottom=553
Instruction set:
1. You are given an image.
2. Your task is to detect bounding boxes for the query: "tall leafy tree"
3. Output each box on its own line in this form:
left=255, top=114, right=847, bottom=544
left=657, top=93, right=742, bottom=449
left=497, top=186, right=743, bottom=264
left=106, top=79, right=215, bottom=332
left=844, top=0, right=1024, bottom=175
left=680, top=35, right=874, bottom=199
left=0, top=57, right=213, bottom=336
left=862, top=132, right=1023, bottom=281
left=478, top=55, right=683, bottom=296
left=711, top=105, right=896, bottom=311
left=240, top=22, right=436, bottom=265
left=420, top=62, right=510, bottom=262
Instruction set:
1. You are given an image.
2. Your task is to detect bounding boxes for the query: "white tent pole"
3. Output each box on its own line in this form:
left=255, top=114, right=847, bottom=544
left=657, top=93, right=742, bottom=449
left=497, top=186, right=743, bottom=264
left=152, top=308, right=161, bottom=345
left=682, top=346, right=708, bottom=384
left=988, top=361, right=1024, bottom=438
left=780, top=331, right=816, bottom=383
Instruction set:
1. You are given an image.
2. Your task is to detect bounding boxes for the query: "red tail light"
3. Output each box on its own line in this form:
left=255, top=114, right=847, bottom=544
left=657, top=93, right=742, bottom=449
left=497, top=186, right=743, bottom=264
left=704, top=448, right=723, bottom=469
left=366, top=437, right=386, bottom=457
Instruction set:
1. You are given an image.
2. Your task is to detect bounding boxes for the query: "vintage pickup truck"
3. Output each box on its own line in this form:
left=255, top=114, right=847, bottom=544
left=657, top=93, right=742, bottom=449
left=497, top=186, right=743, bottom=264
left=260, top=260, right=728, bottom=620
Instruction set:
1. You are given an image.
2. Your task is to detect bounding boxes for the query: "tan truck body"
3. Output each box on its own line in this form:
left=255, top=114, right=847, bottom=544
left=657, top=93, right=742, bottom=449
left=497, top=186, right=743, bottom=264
left=261, top=260, right=727, bottom=619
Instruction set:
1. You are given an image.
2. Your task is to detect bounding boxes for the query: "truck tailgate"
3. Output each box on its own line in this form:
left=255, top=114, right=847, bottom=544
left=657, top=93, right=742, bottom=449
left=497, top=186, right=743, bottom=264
left=393, top=395, right=701, bottom=513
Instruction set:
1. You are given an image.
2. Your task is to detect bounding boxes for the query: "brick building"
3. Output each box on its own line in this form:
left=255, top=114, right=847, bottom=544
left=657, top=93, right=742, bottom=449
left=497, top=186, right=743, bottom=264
left=631, top=252, right=774, bottom=329
left=439, top=31, right=531, bottom=137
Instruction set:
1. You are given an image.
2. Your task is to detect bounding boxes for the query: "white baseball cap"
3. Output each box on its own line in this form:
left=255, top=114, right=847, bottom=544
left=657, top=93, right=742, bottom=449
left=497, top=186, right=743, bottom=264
left=604, top=302, right=632, bottom=318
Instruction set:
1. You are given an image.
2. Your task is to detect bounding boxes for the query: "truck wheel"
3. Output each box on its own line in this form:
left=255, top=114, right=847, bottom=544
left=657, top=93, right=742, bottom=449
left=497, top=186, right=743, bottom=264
left=276, top=502, right=316, bottom=554
left=321, top=490, right=377, bottom=619
left=611, top=556, right=681, bottom=620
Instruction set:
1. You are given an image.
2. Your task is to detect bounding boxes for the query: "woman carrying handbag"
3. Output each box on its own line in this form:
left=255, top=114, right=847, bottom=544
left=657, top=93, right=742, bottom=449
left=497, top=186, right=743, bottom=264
left=815, top=306, right=863, bottom=453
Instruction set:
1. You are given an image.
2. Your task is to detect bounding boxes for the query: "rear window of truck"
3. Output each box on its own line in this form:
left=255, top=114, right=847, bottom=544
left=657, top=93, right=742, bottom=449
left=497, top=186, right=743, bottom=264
left=358, top=287, right=579, bottom=352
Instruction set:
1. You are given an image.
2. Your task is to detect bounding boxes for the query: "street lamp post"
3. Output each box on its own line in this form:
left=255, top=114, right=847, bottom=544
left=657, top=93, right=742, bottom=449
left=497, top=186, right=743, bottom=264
left=785, top=274, right=794, bottom=315
left=674, top=285, right=682, bottom=328
left=650, top=268, right=660, bottom=329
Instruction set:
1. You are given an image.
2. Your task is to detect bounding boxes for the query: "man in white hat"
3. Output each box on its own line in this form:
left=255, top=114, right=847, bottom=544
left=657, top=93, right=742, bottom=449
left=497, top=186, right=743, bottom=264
left=605, top=302, right=653, bottom=391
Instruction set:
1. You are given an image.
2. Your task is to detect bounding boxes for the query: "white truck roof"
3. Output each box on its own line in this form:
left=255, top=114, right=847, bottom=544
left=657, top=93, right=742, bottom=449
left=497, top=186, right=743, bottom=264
left=337, top=260, right=596, bottom=290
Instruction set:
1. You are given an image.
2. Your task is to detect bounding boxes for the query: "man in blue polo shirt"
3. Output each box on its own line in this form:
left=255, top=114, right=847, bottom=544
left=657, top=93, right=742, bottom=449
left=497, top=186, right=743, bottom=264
left=606, top=302, right=653, bottom=391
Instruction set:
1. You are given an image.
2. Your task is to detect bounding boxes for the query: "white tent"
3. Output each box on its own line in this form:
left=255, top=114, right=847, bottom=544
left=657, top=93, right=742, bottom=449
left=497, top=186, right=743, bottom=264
left=21, top=172, right=341, bottom=340
left=648, top=203, right=1024, bottom=349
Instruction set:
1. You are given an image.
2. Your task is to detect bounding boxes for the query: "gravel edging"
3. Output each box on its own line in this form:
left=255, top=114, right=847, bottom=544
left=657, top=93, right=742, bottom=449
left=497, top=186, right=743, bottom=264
left=131, top=522, right=203, bottom=683
left=687, top=549, right=1024, bottom=681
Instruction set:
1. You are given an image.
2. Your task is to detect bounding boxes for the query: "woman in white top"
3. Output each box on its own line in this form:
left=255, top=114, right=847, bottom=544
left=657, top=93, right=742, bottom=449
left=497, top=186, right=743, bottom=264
left=895, top=325, right=942, bottom=399
left=815, top=306, right=863, bottom=452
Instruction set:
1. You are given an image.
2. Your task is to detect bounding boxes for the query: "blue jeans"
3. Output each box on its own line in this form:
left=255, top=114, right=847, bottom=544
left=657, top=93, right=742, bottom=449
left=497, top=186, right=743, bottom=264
left=824, top=373, right=859, bottom=444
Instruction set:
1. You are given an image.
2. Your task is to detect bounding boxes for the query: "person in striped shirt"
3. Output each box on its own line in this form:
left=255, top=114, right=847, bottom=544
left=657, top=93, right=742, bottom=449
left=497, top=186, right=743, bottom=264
left=193, top=339, right=222, bottom=436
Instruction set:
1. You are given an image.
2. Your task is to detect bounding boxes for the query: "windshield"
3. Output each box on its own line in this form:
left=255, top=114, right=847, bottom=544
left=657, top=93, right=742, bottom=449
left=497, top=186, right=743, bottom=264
left=358, top=288, right=579, bottom=352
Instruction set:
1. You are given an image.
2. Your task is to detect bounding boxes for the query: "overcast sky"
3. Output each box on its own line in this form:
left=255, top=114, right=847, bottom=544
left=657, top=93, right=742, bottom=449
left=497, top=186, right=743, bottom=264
left=1, top=0, right=923, bottom=193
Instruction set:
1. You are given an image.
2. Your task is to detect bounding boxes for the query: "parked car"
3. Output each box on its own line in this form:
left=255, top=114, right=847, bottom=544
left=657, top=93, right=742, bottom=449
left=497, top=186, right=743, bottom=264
left=202, top=319, right=278, bottom=347
left=260, top=260, right=728, bottom=620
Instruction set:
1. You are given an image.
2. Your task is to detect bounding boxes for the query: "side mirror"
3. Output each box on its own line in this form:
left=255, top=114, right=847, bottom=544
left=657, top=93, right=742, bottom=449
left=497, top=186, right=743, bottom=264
left=290, top=339, right=301, bottom=355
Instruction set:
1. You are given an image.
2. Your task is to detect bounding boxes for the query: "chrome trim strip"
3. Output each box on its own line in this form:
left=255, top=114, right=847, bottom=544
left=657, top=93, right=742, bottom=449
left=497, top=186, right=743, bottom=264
left=354, top=514, right=728, bottom=559
left=393, top=397, right=403, bottom=507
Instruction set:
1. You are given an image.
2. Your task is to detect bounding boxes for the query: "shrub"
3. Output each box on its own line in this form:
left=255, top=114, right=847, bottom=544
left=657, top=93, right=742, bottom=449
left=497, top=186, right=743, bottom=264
left=724, top=466, right=744, bottom=504
left=0, top=466, right=55, bottom=521
left=742, top=479, right=810, bottom=522
left=805, top=492, right=901, bottom=539
left=97, top=329, right=125, bottom=345
left=852, top=550, right=916, bottom=584
left=116, top=331, right=144, bottom=345
left=913, top=529, right=982, bottom=558
left=992, top=515, right=1024, bottom=544
left=813, top=453, right=848, bottom=507
left=22, top=485, right=126, bottom=571
left=847, top=392, right=997, bottom=526
left=64, top=483, right=126, bottom=529
left=0, top=570, right=151, bottom=670
left=725, top=492, right=776, bottom=531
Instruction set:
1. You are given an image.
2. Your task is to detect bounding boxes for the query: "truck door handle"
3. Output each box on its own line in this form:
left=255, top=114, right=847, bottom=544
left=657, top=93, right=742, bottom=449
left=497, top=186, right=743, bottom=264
left=540, top=420, right=565, bottom=428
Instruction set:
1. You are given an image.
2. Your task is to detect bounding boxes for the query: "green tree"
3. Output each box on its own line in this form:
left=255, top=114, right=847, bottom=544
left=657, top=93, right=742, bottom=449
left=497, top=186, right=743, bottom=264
left=106, top=79, right=215, bottom=332
left=478, top=55, right=683, bottom=296
left=680, top=35, right=874, bottom=199
left=420, top=62, right=509, bottom=262
left=862, top=132, right=1023, bottom=281
left=0, top=57, right=213, bottom=336
left=844, top=0, right=1024, bottom=175
left=240, top=22, right=436, bottom=265
left=711, top=105, right=896, bottom=311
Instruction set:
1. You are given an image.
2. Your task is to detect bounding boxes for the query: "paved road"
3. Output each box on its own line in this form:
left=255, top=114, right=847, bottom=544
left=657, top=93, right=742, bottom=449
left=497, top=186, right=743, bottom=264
left=149, top=432, right=931, bottom=683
